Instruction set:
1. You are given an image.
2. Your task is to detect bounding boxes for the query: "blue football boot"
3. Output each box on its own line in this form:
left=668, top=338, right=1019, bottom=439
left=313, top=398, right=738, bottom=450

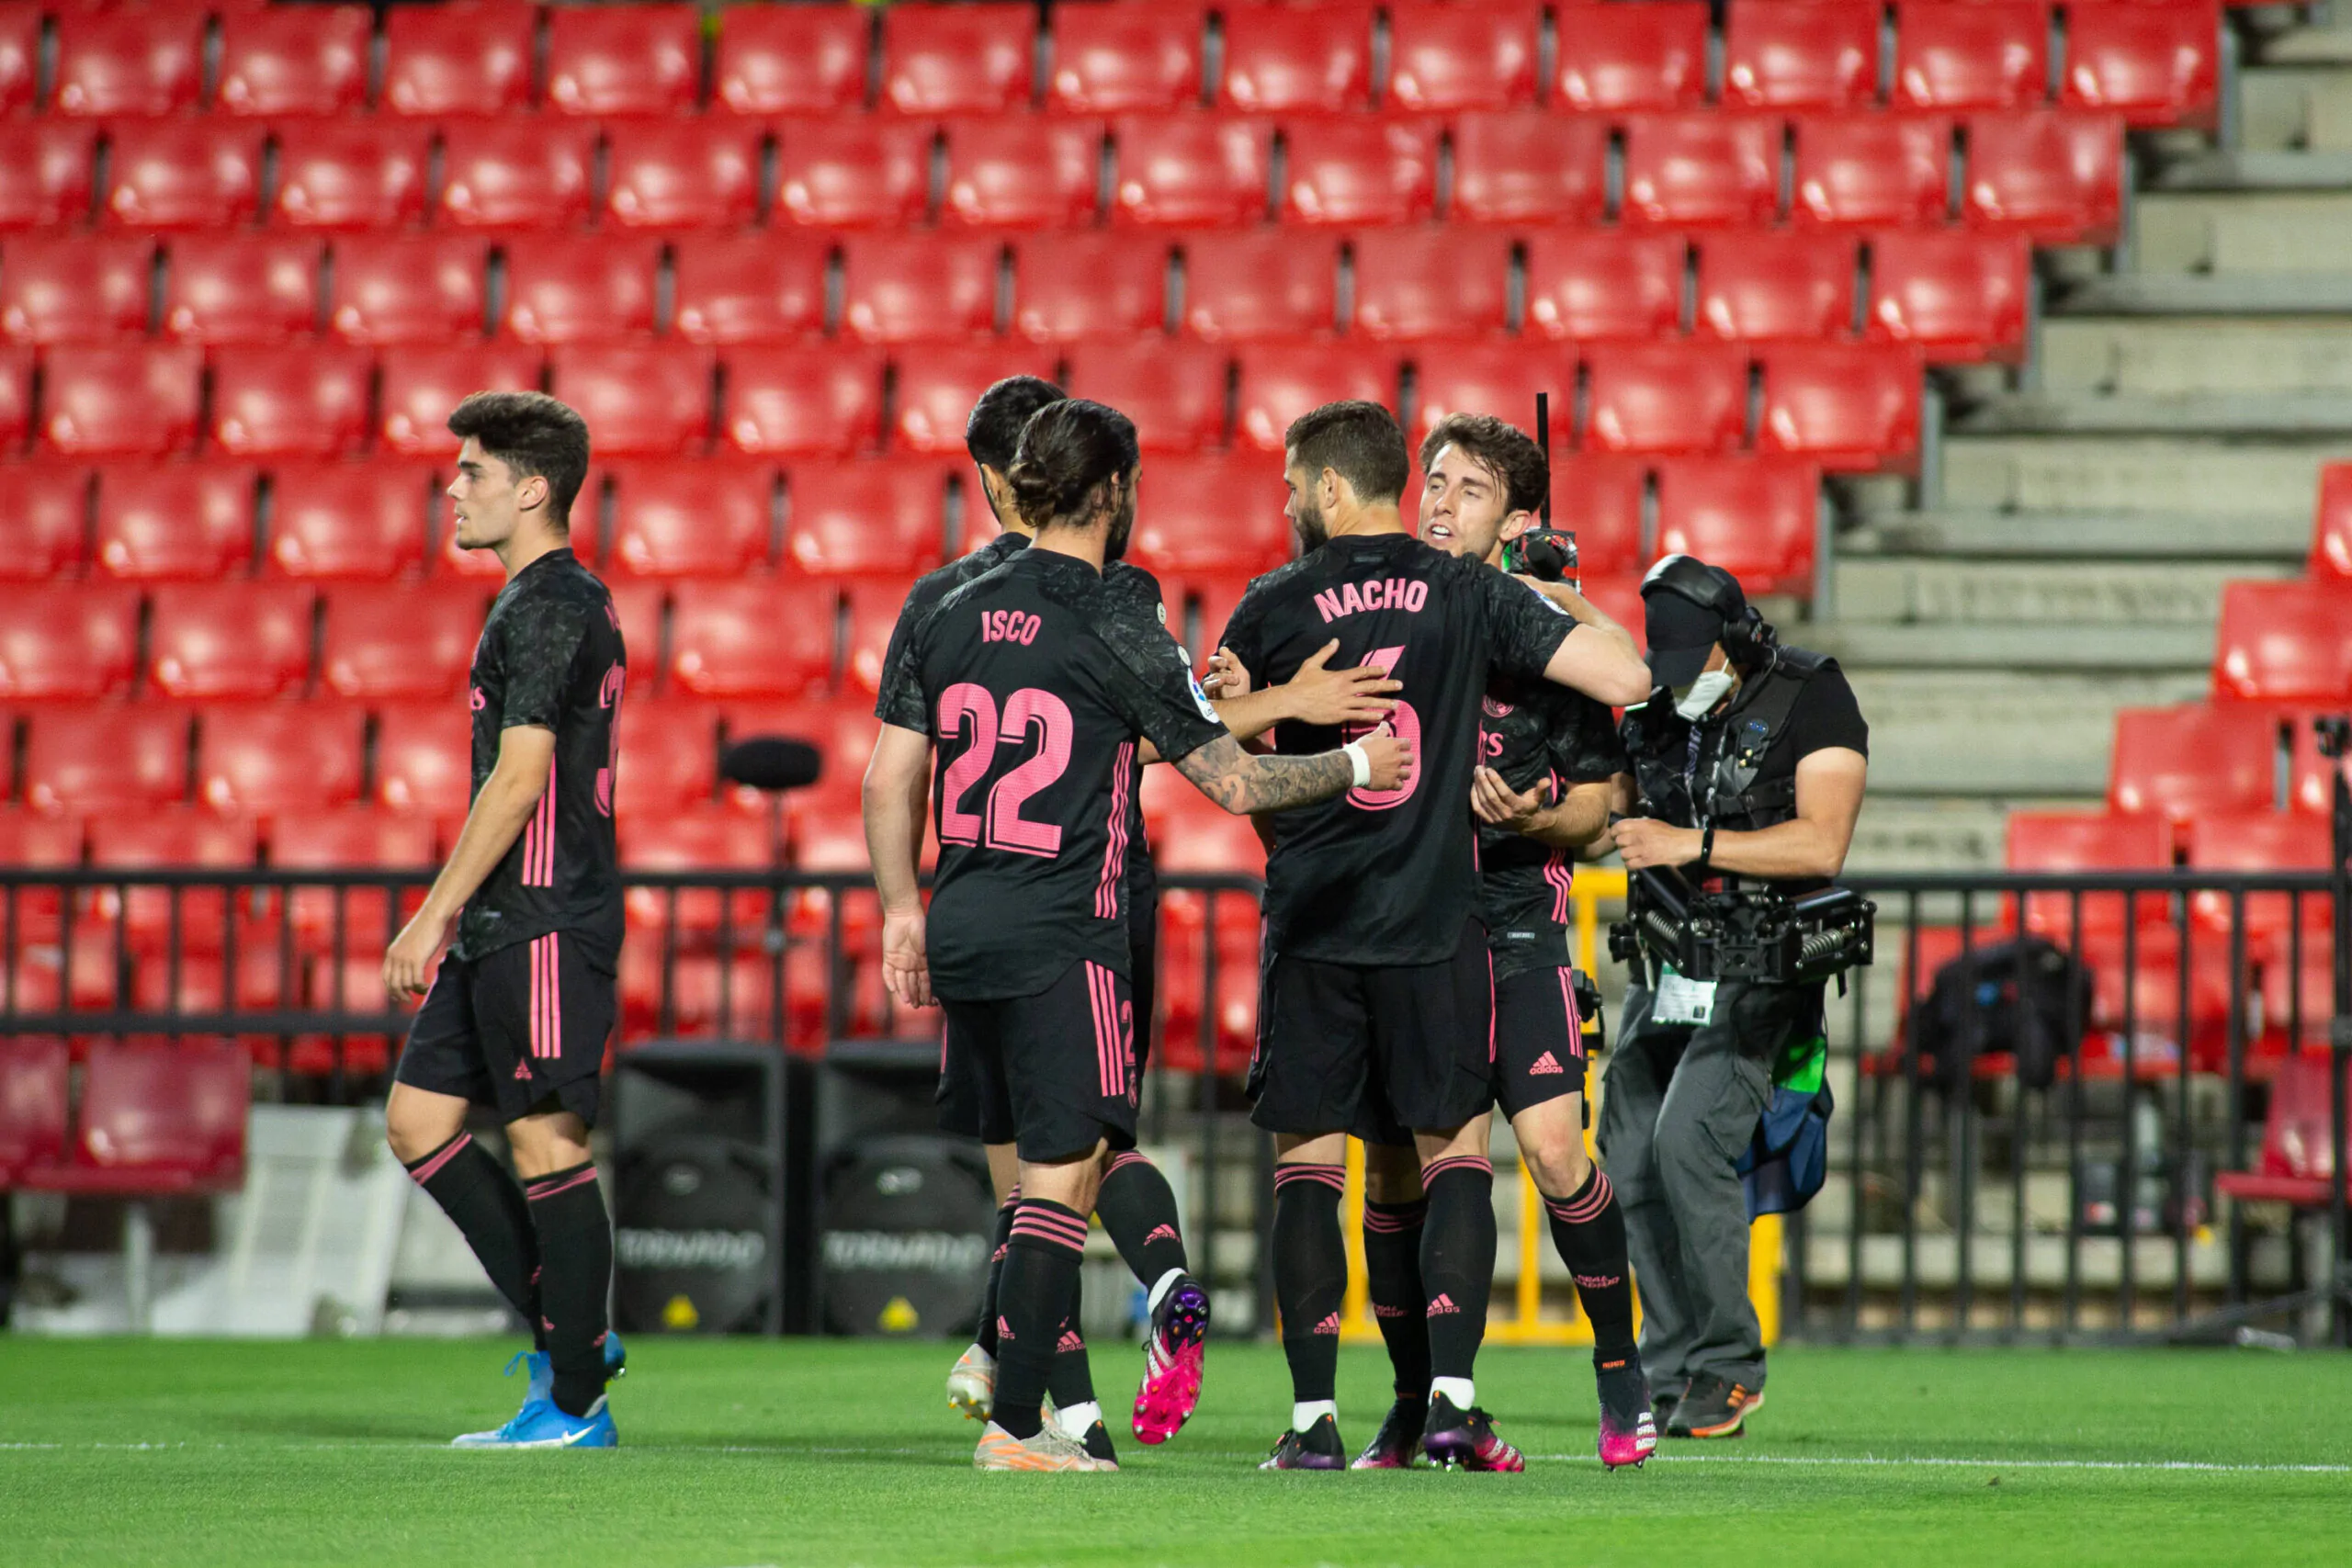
left=451, top=1333, right=627, bottom=1448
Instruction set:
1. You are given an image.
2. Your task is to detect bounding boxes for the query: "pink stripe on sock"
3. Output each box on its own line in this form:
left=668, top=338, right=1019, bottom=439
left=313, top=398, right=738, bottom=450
left=406, top=1132, right=472, bottom=1186
left=1106, top=1151, right=1150, bottom=1175
left=526, top=1167, right=600, bottom=1202
left=1420, top=1155, right=1494, bottom=1184
left=1273, top=1163, right=1347, bottom=1192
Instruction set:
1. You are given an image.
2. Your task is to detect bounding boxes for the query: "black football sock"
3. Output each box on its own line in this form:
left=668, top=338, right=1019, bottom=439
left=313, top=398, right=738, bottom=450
left=1419, top=1156, right=1497, bottom=1388
left=525, top=1161, right=614, bottom=1419
left=1046, top=1269, right=1097, bottom=1414
left=993, top=1199, right=1089, bottom=1440
left=1094, top=1151, right=1188, bottom=1292
left=1271, top=1163, right=1348, bottom=1406
left=402, top=1132, right=544, bottom=1351
left=976, top=1185, right=1019, bottom=1356
left=1362, top=1196, right=1430, bottom=1402
left=1545, top=1167, right=1639, bottom=1367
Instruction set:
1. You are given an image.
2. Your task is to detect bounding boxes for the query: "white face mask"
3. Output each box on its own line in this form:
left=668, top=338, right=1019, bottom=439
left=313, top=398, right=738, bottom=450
left=1673, top=669, right=1736, bottom=721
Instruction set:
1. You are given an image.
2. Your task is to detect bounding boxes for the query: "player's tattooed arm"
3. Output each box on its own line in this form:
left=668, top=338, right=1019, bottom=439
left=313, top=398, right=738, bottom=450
left=1173, top=726, right=1413, bottom=815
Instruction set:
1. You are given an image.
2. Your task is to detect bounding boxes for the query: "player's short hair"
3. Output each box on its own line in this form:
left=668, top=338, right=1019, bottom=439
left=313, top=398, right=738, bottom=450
left=1005, top=400, right=1138, bottom=527
left=1419, top=412, right=1548, bottom=518
left=1284, top=400, right=1410, bottom=505
left=447, top=390, right=591, bottom=526
left=966, top=376, right=1067, bottom=472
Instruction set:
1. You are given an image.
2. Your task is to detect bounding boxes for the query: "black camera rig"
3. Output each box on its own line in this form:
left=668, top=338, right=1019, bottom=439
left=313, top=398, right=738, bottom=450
left=1610, top=865, right=1875, bottom=986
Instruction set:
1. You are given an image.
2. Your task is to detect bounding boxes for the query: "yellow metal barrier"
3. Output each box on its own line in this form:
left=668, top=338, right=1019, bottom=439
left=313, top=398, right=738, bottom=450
left=1335, top=868, right=1781, bottom=1348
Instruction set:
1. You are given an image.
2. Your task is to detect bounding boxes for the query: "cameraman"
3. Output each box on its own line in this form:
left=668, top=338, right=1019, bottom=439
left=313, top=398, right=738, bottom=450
left=1600, top=556, right=1868, bottom=1440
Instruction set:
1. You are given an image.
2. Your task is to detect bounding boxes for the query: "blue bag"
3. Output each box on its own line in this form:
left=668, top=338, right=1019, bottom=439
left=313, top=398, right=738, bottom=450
left=1735, top=1035, right=1834, bottom=1220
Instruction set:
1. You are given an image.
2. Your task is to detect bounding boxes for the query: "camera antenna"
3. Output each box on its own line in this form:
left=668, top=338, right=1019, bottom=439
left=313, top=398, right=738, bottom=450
left=1533, top=391, right=1553, bottom=526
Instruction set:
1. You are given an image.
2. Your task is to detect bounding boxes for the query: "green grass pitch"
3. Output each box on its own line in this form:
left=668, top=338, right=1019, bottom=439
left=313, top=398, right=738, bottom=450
left=4, top=1337, right=2347, bottom=1568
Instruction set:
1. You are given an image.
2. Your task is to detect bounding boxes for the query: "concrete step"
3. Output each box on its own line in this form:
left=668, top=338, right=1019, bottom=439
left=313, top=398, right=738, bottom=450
left=2147, top=149, right=2352, bottom=190
left=1833, top=557, right=2268, bottom=626
left=2049, top=273, right=2352, bottom=315
left=2133, top=191, right=2352, bottom=275
left=1808, top=620, right=2217, bottom=672
left=1844, top=669, right=2208, bottom=797
left=2036, top=318, right=2352, bottom=397
left=1939, top=434, right=2352, bottom=516
left=2264, top=14, right=2352, bottom=66
left=2236, top=64, right=2352, bottom=152
left=1844, top=509, right=2310, bottom=559
left=1952, top=393, right=2352, bottom=436
left=1846, top=794, right=2037, bottom=873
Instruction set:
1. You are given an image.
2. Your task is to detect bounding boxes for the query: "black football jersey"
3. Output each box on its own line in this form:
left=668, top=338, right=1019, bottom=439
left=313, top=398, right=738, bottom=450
left=875, top=531, right=1168, bottom=913
left=454, top=547, right=628, bottom=968
left=1477, top=669, right=1628, bottom=981
left=1217, top=532, right=1577, bottom=967
left=876, top=548, right=1227, bottom=1000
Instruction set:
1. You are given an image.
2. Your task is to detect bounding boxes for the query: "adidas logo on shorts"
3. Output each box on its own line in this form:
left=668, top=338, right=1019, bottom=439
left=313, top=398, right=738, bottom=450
left=1057, top=1330, right=1085, bottom=1353
left=1313, top=1312, right=1342, bottom=1335
left=1529, top=1052, right=1566, bottom=1076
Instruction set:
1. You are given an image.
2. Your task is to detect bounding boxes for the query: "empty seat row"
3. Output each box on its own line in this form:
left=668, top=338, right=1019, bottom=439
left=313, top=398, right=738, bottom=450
left=3, top=108, right=2127, bottom=241
left=1, top=3, right=2223, bottom=128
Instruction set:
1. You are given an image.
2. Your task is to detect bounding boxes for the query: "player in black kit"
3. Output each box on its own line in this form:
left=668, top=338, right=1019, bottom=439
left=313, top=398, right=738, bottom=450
left=1348, top=413, right=1657, bottom=1473
left=865, top=400, right=1410, bottom=1471
left=893, top=378, right=1399, bottom=1462
left=382, top=392, right=628, bottom=1449
left=1205, top=401, right=1651, bottom=1471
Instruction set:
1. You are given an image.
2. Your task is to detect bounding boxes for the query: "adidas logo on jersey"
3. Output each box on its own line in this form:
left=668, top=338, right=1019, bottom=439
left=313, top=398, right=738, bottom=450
left=1529, top=1052, right=1566, bottom=1076
left=1313, top=1312, right=1341, bottom=1336
left=1427, top=1293, right=1461, bottom=1316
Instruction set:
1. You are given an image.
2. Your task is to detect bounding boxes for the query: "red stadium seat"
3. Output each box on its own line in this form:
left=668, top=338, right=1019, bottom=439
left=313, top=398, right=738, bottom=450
left=842, top=581, right=911, bottom=697
left=775, top=121, right=933, bottom=230
left=612, top=700, right=725, bottom=816
left=606, top=460, right=774, bottom=577
left=2214, top=580, right=2352, bottom=704
left=1280, top=121, right=1437, bottom=226
left=895, top=345, right=1058, bottom=455
left=1128, top=454, right=1292, bottom=578
left=197, top=702, right=366, bottom=817
left=1449, top=110, right=1608, bottom=226
left=619, top=808, right=776, bottom=947
left=607, top=577, right=663, bottom=676
left=1792, top=113, right=1953, bottom=229
left=1013, top=233, right=1172, bottom=344
left=266, top=463, right=434, bottom=580
left=880, top=2, right=1036, bottom=116
left=1234, top=344, right=1397, bottom=453
left=161, top=235, right=322, bottom=345
left=209, top=344, right=373, bottom=459
left=23, top=706, right=192, bottom=816
left=2109, top=703, right=2281, bottom=823
left=0, top=1037, right=69, bottom=1184
left=270, top=119, right=433, bottom=231
left=267, top=807, right=436, bottom=956
left=215, top=6, right=369, bottom=117
left=546, top=5, right=702, bottom=118
left=1723, top=2, right=1880, bottom=110
left=0, top=122, right=99, bottom=232
left=1867, top=231, right=2032, bottom=362
left=787, top=460, right=951, bottom=577
left=379, top=344, right=543, bottom=456
left=1963, top=110, right=2124, bottom=243
left=1621, top=114, right=1782, bottom=229
left=41, top=346, right=202, bottom=458
left=0, top=6, right=33, bottom=116
left=724, top=696, right=879, bottom=811
left=673, top=234, right=830, bottom=345
left=374, top=702, right=473, bottom=816
left=1049, top=4, right=1205, bottom=115
left=1554, top=2, right=1707, bottom=112
left=1696, top=234, right=1859, bottom=343
left=1894, top=2, right=2052, bottom=111
left=102, top=122, right=263, bottom=231
left=2315, top=464, right=2352, bottom=580
left=715, top=5, right=870, bottom=118
left=1521, top=232, right=1688, bottom=343
left=1111, top=114, right=1272, bottom=228
left=1182, top=230, right=1338, bottom=343
left=51, top=12, right=201, bottom=117
left=0, top=466, right=90, bottom=581
left=1410, top=343, right=1575, bottom=450
left=94, top=463, right=256, bottom=580
left=605, top=120, right=763, bottom=231
left=943, top=119, right=1105, bottom=230
left=720, top=344, right=885, bottom=457
left=1385, top=4, right=1540, bottom=113
left=382, top=3, right=536, bottom=118
left=2186, top=811, right=2332, bottom=976
left=322, top=583, right=485, bottom=700
left=149, top=582, right=312, bottom=699
left=437, top=121, right=596, bottom=231
left=0, top=234, right=150, bottom=343
left=1061, top=341, right=1228, bottom=453
left=2005, top=808, right=2174, bottom=937
left=1583, top=344, right=1747, bottom=456
left=1653, top=457, right=1821, bottom=597
left=69, top=1040, right=249, bottom=1191
left=671, top=580, right=838, bottom=698
left=1758, top=344, right=1922, bottom=471
left=0, top=584, right=141, bottom=701
left=1549, top=457, right=1649, bottom=577
left=840, top=235, right=1001, bottom=344
left=2063, top=2, right=2221, bottom=130
left=1217, top=6, right=1373, bottom=114
left=327, top=235, right=488, bottom=345
left=547, top=344, right=716, bottom=457
left=1351, top=227, right=1510, bottom=342
left=503, top=236, right=662, bottom=344
left=0, top=343, right=23, bottom=449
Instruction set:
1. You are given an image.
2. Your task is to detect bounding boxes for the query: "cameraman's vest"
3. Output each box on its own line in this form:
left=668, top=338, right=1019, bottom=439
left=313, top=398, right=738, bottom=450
left=1622, top=648, right=1835, bottom=834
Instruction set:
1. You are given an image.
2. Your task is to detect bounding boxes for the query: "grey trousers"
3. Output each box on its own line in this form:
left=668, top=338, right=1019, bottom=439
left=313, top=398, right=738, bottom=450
left=1598, top=977, right=1818, bottom=1390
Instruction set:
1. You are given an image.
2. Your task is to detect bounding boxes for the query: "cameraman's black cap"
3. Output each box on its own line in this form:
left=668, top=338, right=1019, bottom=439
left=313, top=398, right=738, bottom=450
left=1641, top=557, right=1746, bottom=687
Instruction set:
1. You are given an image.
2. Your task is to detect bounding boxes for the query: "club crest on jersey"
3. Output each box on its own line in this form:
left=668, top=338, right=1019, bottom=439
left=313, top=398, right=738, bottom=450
left=1186, top=672, right=1219, bottom=723
left=1314, top=578, right=1428, bottom=623
left=1483, top=695, right=1515, bottom=718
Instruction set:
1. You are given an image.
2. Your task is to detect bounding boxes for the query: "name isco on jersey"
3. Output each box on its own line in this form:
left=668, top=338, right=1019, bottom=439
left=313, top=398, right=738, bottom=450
left=1314, top=579, right=1429, bottom=623
left=979, top=609, right=1044, bottom=645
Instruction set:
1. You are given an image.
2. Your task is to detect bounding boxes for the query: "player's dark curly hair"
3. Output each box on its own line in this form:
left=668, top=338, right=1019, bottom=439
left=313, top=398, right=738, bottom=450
left=447, top=390, right=591, bottom=526
left=1005, top=400, right=1138, bottom=528
left=1285, top=400, right=1409, bottom=505
left=965, top=375, right=1067, bottom=472
left=1419, top=412, right=1548, bottom=518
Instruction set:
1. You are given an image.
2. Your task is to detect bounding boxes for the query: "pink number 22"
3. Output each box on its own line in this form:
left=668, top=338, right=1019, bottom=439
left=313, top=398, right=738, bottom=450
left=936, top=682, right=1077, bottom=857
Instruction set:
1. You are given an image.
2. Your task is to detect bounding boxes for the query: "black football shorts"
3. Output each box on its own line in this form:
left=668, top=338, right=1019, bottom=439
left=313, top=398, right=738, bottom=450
left=938, top=958, right=1139, bottom=1162
left=1492, top=964, right=1589, bottom=1121
left=1250, top=918, right=1495, bottom=1144
left=395, top=932, right=616, bottom=1128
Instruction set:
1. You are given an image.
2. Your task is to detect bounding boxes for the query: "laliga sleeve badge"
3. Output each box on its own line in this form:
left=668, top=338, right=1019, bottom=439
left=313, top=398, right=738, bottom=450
left=1187, top=672, right=1220, bottom=723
